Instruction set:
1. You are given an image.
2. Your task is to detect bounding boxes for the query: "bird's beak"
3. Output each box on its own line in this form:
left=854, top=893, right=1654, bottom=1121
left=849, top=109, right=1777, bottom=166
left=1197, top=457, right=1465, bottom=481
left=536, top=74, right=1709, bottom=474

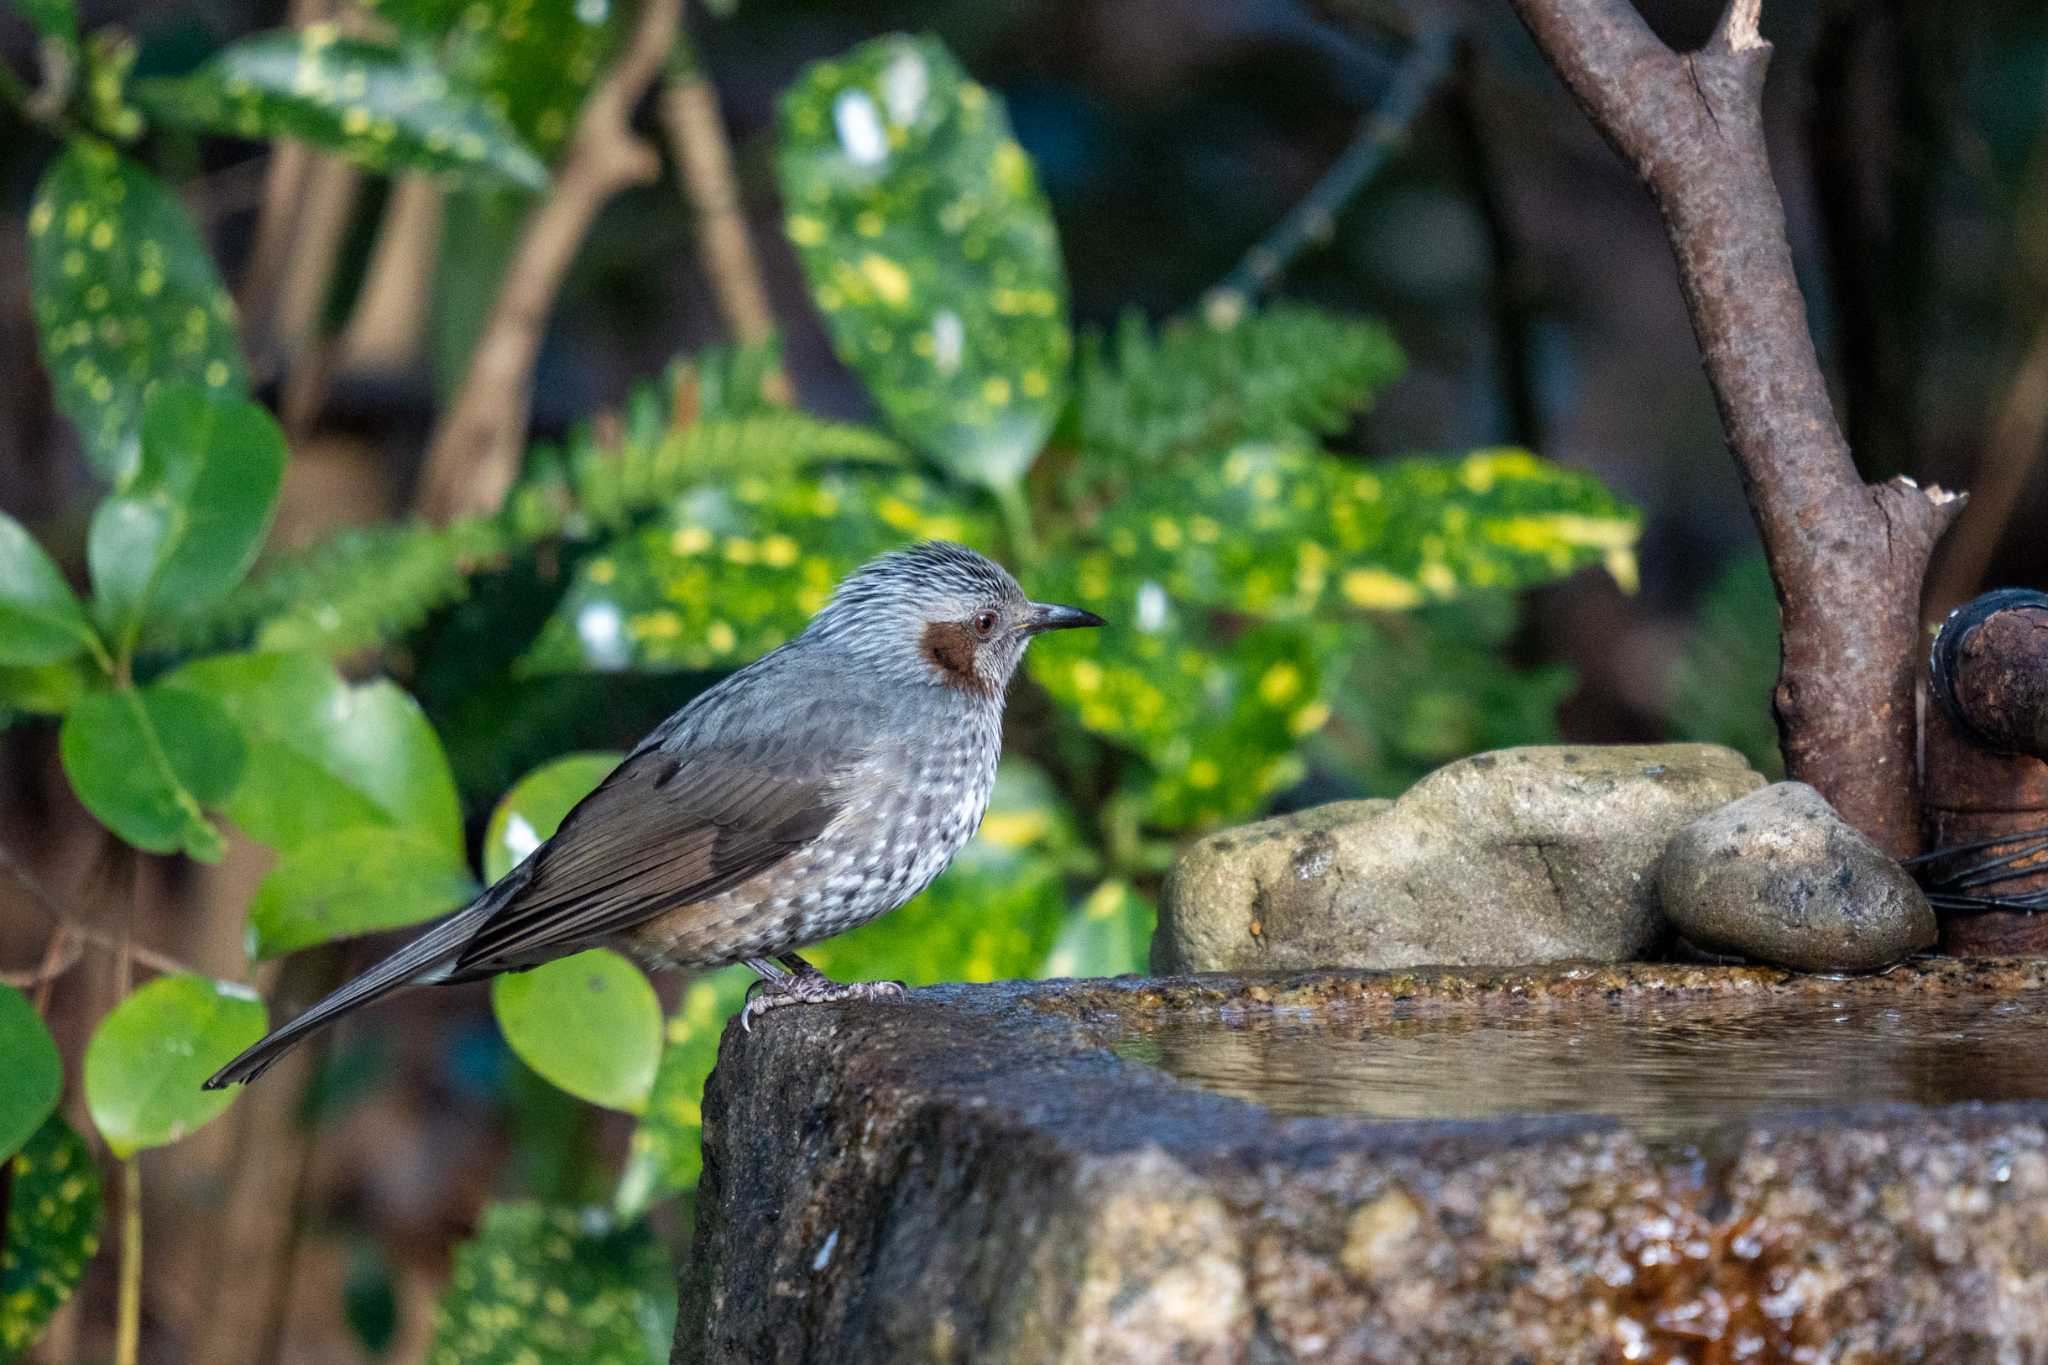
left=1022, top=602, right=1107, bottom=635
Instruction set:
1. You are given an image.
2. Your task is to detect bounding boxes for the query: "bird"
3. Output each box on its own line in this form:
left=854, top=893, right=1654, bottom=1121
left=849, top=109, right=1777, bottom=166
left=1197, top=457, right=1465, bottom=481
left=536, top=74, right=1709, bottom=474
left=204, top=541, right=1103, bottom=1088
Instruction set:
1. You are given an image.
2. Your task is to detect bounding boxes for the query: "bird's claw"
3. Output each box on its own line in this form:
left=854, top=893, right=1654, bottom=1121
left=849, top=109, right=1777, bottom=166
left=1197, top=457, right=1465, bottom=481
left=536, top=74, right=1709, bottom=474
left=739, top=976, right=906, bottom=1034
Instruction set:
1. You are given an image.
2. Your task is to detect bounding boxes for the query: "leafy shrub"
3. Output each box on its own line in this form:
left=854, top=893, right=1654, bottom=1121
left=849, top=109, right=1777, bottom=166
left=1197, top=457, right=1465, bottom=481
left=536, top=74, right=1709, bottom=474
left=0, top=16, right=1639, bottom=1362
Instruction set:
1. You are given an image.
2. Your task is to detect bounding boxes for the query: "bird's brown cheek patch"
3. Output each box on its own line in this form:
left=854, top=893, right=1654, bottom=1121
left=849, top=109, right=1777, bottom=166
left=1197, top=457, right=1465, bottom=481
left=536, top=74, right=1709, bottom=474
left=921, top=620, right=989, bottom=694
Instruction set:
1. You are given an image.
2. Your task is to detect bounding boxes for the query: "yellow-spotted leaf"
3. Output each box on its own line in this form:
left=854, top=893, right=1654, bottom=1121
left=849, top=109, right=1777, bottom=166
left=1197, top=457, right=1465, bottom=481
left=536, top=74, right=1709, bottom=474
left=614, top=966, right=752, bottom=1217
left=1043, top=880, right=1155, bottom=980
left=0, top=1115, right=101, bottom=1358
left=427, top=1203, right=672, bottom=1365
left=1028, top=579, right=1325, bottom=828
left=1078, top=444, right=1640, bottom=621
left=28, top=142, right=247, bottom=480
left=776, top=34, right=1070, bottom=491
left=493, top=950, right=662, bottom=1114
left=137, top=29, right=547, bottom=191
left=441, top=0, right=621, bottom=164
left=522, top=470, right=990, bottom=674
left=83, top=974, right=266, bottom=1158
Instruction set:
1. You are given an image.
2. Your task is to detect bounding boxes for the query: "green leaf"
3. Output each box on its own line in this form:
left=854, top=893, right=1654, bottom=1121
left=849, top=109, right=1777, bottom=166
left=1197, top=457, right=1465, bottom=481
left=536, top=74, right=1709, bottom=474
left=492, top=951, right=662, bottom=1114
left=7, top=0, right=78, bottom=46
left=246, top=827, right=478, bottom=959
left=428, top=1203, right=672, bottom=1365
left=136, top=29, right=548, bottom=191
left=483, top=751, right=619, bottom=881
left=59, top=684, right=245, bottom=860
left=0, top=986, right=62, bottom=1164
left=615, top=967, right=751, bottom=1218
left=776, top=34, right=1070, bottom=490
left=352, top=0, right=468, bottom=37
left=28, top=142, right=247, bottom=480
left=523, top=469, right=990, bottom=675
left=0, top=1116, right=102, bottom=1358
left=1029, top=597, right=1324, bottom=828
left=0, top=659, right=92, bottom=717
left=83, top=973, right=266, bottom=1158
left=88, top=386, right=287, bottom=652
left=1043, top=880, right=1154, bottom=980
left=0, top=511, right=96, bottom=666
left=164, top=653, right=465, bottom=855
left=1075, top=304, right=1404, bottom=484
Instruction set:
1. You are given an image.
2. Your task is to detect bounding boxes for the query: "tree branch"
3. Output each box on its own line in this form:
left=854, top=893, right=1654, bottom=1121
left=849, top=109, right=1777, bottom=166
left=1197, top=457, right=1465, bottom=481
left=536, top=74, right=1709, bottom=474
left=1204, top=25, right=1455, bottom=318
left=0, top=841, right=202, bottom=982
left=1507, top=0, right=1963, bottom=856
left=659, top=21, right=777, bottom=348
left=413, top=0, right=680, bottom=524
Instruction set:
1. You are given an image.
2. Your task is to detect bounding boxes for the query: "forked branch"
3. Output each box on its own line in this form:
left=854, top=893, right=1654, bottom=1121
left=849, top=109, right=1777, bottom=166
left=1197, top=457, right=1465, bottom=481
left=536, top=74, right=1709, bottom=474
left=1507, top=0, right=1963, bottom=856
left=414, top=0, right=682, bottom=523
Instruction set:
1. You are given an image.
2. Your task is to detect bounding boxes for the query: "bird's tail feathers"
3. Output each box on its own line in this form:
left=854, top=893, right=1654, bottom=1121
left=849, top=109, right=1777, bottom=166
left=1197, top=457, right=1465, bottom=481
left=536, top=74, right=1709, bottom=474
left=202, top=888, right=508, bottom=1090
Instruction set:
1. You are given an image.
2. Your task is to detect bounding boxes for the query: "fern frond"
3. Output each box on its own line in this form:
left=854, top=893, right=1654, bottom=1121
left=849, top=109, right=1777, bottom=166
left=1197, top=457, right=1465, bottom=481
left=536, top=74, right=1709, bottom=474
left=541, top=411, right=909, bottom=539
left=1076, top=303, right=1404, bottom=478
left=148, top=517, right=513, bottom=658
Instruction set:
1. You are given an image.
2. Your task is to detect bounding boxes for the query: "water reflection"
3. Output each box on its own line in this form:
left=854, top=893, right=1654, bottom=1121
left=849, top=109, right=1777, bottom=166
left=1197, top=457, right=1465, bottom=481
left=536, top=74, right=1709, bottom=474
left=1113, top=994, right=2048, bottom=1143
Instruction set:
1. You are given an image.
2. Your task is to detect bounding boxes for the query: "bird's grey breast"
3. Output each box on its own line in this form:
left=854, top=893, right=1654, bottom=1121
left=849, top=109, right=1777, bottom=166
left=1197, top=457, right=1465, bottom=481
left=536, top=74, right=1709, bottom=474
left=627, top=641, right=1004, bottom=963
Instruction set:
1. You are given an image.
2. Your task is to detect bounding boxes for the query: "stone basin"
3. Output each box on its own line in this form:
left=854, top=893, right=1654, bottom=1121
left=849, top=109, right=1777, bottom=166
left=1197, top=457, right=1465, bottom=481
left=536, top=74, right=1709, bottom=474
left=675, top=959, right=2048, bottom=1363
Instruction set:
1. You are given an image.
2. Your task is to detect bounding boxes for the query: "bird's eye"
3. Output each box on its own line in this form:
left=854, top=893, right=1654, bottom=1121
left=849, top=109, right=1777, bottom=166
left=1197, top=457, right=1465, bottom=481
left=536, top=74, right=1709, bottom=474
left=972, top=609, right=1000, bottom=637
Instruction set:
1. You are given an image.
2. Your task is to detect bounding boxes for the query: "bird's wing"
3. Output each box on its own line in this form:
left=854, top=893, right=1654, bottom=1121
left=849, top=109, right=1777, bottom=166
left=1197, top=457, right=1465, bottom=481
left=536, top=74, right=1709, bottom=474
left=451, top=712, right=869, bottom=974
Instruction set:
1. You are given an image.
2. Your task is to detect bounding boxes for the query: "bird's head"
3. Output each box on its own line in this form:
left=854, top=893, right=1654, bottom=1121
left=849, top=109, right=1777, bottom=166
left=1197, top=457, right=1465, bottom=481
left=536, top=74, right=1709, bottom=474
left=808, top=542, right=1104, bottom=698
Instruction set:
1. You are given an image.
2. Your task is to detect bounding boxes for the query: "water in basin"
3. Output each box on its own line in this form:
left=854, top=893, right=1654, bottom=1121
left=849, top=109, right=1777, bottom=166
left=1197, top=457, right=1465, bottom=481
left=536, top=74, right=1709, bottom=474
left=1113, top=991, right=2048, bottom=1143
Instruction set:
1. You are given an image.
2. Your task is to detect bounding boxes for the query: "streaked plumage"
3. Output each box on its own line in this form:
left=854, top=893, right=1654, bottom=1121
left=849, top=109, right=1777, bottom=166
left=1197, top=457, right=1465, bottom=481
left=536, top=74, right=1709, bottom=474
left=206, top=542, right=1102, bottom=1088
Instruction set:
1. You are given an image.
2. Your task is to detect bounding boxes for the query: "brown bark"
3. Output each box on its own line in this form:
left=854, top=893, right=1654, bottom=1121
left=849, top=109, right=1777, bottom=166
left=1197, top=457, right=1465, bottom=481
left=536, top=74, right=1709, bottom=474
left=413, top=0, right=680, bottom=524
left=1507, top=0, right=1963, bottom=857
left=660, top=73, right=776, bottom=347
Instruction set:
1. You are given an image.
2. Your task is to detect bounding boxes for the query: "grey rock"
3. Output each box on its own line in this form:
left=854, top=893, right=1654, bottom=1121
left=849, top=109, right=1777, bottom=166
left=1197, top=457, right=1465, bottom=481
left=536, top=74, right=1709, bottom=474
left=1154, top=744, right=1766, bottom=973
left=1658, top=781, right=1937, bottom=972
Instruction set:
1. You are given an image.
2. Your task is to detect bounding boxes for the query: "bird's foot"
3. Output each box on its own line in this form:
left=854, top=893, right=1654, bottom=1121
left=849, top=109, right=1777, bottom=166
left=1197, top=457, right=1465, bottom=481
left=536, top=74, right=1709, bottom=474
left=739, top=971, right=905, bottom=1033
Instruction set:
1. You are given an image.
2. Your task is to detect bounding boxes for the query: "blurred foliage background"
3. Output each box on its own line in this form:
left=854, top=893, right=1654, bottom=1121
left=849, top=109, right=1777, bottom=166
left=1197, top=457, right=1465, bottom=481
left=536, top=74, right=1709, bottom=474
left=0, top=0, right=2041, bottom=1360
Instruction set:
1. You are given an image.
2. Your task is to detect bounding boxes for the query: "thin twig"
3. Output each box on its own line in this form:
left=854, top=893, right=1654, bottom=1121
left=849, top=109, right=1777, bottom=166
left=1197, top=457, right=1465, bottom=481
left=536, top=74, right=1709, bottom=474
left=4, top=922, right=82, bottom=1002
left=114, top=1158, right=142, bottom=1365
left=659, top=18, right=781, bottom=359
left=0, top=842, right=203, bottom=980
left=414, top=0, right=681, bottom=523
left=1203, top=25, right=1455, bottom=319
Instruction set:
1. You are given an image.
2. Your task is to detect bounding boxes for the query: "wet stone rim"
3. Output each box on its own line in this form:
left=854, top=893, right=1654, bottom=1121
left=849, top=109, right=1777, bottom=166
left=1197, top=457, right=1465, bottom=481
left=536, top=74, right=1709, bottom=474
left=679, top=959, right=2048, bottom=1363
